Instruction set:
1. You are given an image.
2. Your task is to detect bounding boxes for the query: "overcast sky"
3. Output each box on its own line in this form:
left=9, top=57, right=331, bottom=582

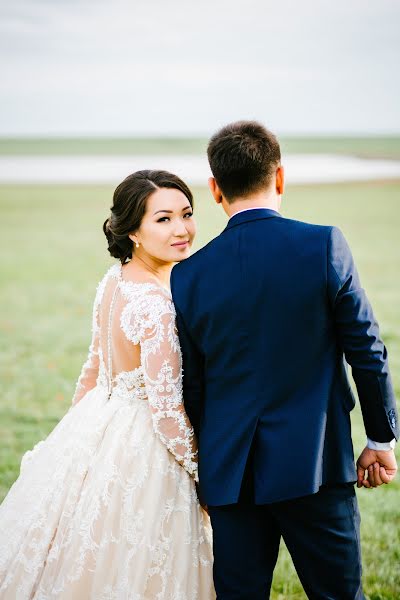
left=1, top=0, right=399, bottom=136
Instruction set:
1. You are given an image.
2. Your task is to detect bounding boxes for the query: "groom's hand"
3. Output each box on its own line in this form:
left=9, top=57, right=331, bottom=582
left=356, top=447, right=398, bottom=488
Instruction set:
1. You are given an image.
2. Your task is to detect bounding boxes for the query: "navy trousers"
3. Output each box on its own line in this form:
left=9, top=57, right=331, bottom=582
left=208, top=452, right=365, bottom=599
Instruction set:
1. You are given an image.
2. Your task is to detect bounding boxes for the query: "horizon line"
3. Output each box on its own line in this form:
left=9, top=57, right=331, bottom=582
left=1, top=132, right=400, bottom=140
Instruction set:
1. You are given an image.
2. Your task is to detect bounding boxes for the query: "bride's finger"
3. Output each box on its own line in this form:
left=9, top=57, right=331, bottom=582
left=357, top=465, right=366, bottom=488
left=368, top=465, right=376, bottom=487
left=373, top=462, right=383, bottom=486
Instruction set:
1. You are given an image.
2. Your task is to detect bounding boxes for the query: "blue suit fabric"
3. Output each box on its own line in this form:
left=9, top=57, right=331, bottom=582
left=170, top=209, right=398, bottom=507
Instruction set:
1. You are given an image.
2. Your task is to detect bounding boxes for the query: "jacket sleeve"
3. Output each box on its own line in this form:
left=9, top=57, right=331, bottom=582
left=171, top=267, right=205, bottom=438
left=327, top=226, right=398, bottom=441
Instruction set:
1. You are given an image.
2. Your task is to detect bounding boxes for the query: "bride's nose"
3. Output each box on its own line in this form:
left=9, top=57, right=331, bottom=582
left=173, top=219, right=188, bottom=236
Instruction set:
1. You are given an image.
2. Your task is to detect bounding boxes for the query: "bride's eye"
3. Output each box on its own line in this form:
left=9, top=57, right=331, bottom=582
left=157, top=217, right=170, bottom=223
left=183, top=212, right=193, bottom=219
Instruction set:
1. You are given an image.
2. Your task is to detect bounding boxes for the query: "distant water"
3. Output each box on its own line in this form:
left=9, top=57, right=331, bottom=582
left=0, top=154, right=400, bottom=185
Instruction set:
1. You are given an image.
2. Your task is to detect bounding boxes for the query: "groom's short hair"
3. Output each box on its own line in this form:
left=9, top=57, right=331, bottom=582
left=207, top=120, right=281, bottom=202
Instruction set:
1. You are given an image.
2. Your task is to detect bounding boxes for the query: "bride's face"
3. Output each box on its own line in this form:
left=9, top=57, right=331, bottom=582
left=131, top=187, right=196, bottom=263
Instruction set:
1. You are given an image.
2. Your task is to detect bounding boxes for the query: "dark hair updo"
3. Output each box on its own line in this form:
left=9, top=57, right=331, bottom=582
left=103, top=169, right=193, bottom=264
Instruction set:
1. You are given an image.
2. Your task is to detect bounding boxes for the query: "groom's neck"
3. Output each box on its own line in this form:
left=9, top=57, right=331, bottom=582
left=223, top=191, right=281, bottom=219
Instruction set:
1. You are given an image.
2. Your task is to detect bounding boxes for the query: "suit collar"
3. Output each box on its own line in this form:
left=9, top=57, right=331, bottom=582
left=224, top=208, right=281, bottom=231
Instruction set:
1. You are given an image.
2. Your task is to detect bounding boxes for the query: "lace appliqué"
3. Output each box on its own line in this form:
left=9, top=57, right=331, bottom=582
left=0, top=263, right=213, bottom=599
left=72, top=265, right=198, bottom=480
left=72, top=265, right=117, bottom=405
left=120, top=282, right=198, bottom=481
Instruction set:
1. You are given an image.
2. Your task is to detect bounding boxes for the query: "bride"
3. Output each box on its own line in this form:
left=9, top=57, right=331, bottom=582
left=0, top=170, right=215, bottom=599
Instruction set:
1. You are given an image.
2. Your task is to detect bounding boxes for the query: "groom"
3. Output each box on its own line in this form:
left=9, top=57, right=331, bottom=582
left=170, top=121, right=398, bottom=599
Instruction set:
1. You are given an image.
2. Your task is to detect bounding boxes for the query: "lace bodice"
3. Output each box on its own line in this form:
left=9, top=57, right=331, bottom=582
left=72, top=263, right=198, bottom=480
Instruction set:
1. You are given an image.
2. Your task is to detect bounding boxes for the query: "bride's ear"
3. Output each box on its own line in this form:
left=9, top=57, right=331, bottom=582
left=128, top=233, right=139, bottom=247
left=208, top=177, right=223, bottom=205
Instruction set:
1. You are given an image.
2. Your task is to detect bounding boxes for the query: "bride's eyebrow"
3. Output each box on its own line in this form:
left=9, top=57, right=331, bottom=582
left=153, top=206, right=192, bottom=215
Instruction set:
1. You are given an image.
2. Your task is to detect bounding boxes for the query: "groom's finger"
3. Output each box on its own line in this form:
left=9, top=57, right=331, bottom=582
left=379, top=467, right=391, bottom=484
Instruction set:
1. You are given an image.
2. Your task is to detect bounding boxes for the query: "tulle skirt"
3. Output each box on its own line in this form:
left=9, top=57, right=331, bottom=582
left=0, top=386, right=215, bottom=599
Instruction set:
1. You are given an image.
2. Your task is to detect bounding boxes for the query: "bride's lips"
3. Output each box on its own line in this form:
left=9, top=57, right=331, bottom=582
left=171, top=241, right=189, bottom=247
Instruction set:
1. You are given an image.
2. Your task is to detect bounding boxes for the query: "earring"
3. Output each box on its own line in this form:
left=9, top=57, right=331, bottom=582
left=135, top=241, right=139, bottom=248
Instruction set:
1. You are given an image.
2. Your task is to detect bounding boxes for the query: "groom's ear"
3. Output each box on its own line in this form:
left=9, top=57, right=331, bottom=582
left=276, top=165, right=285, bottom=196
left=208, top=177, right=223, bottom=205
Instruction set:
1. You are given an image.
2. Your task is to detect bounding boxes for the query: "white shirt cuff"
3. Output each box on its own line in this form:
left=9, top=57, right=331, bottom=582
left=367, top=437, right=396, bottom=451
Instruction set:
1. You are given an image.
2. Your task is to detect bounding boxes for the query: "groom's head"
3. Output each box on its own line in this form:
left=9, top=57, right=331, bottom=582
left=207, top=120, right=283, bottom=210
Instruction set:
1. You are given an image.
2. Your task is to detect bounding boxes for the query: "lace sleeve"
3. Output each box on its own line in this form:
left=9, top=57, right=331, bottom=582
left=72, top=330, right=100, bottom=406
left=139, top=290, right=198, bottom=481
left=71, top=274, right=106, bottom=405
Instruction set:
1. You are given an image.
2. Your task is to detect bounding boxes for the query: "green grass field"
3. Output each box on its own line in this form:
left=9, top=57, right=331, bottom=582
left=1, top=136, right=400, bottom=159
left=0, top=180, right=399, bottom=598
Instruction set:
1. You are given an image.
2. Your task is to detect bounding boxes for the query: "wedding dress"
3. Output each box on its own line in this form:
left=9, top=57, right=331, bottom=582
left=0, top=263, right=214, bottom=600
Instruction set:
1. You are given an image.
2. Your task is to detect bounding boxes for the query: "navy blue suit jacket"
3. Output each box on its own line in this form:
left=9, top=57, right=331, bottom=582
left=170, top=209, right=399, bottom=505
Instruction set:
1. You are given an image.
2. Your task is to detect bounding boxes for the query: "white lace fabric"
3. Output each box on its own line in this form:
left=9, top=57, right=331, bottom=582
left=0, top=264, right=214, bottom=599
left=73, top=263, right=198, bottom=481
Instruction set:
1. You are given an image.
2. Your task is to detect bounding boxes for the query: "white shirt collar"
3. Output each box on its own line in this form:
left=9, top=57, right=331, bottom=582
left=228, top=207, right=277, bottom=221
